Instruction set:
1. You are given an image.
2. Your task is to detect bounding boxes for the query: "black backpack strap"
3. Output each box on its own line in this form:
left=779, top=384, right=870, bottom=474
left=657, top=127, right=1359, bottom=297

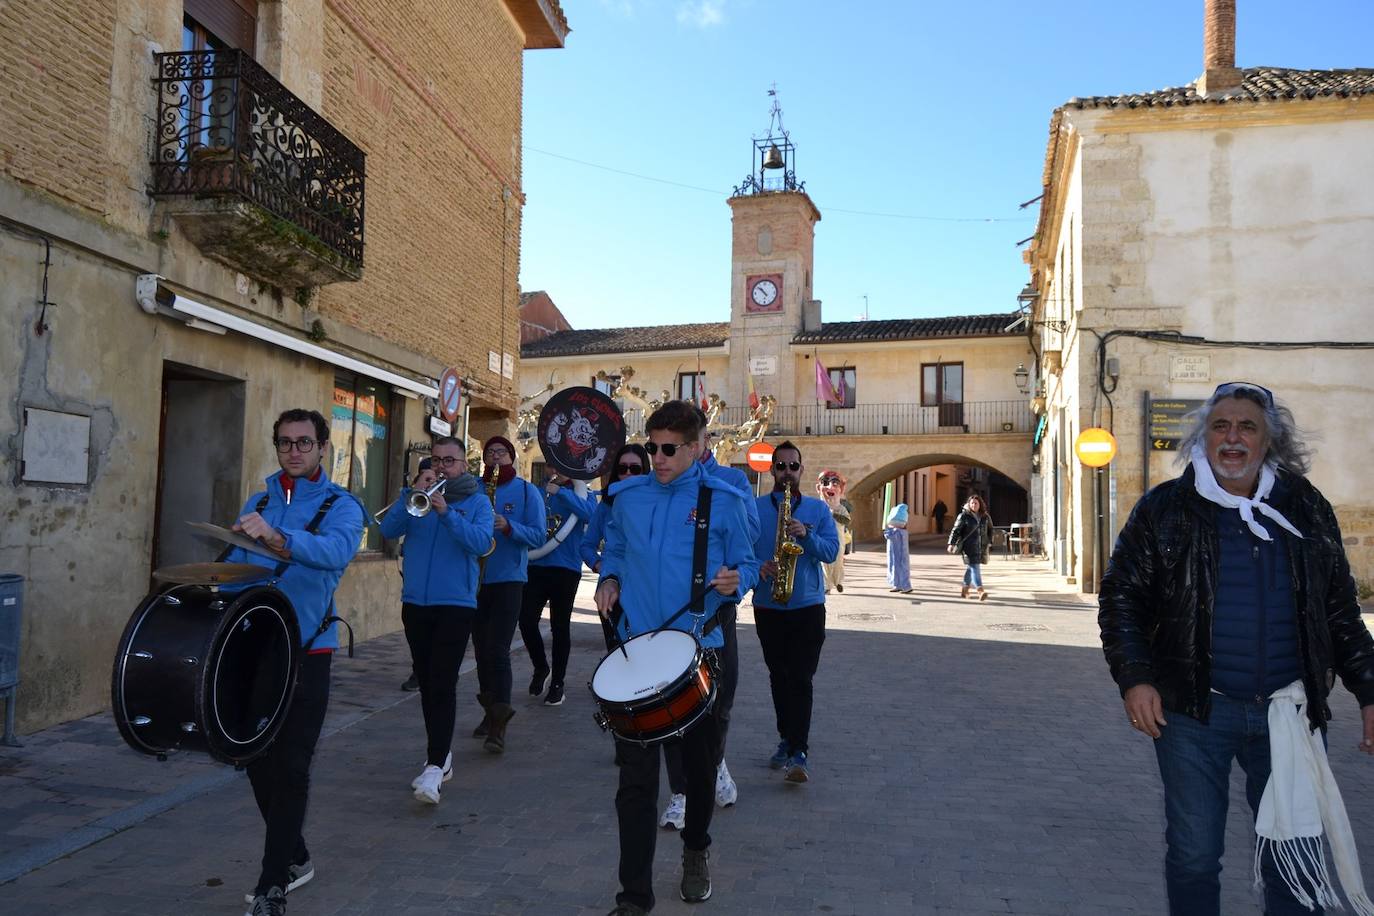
left=690, top=483, right=713, bottom=617
left=215, top=492, right=271, bottom=562
left=299, top=493, right=353, bottom=656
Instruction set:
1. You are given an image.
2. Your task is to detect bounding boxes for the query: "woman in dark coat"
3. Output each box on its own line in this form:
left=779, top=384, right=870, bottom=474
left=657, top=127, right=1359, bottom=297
left=946, top=494, right=993, bottom=600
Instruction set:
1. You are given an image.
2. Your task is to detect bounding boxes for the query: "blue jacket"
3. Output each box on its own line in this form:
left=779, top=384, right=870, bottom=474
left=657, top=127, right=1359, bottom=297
left=752, top=492, right=840, bottom=610
left=379, top=487, right=494, bottom=607
left=483, top=476, right=546, bottom=584
left=531, top=483, right=598, bottom=573
left=1210, top=497, right=1303, bottom=700
left=224, top=471, right=364, bottom=649
left=701, top=453, right=761, bottom=543
left=600, top=463, right=758, bottom=649
left=581, top=496, right=610, bottom=572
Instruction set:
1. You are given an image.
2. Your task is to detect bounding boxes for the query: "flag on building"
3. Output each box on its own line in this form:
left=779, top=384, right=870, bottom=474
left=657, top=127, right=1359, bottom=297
left=815, top=356, right=841, bottom=405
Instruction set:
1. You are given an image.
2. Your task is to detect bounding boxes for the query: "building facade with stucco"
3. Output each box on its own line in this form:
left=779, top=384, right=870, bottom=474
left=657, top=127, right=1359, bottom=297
left=0, top=0, right=568, bottom=732
left=1024, top=0, right=1374, bottom=591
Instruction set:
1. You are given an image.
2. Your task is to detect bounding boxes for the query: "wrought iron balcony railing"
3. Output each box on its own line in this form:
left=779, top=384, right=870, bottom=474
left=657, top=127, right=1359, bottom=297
left=620, top=400, right=1035, bottom=440
left=151, top=49, right=366, bottom=269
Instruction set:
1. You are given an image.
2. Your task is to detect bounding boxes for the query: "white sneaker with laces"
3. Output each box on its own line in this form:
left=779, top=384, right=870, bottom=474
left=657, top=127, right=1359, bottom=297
left=658, top=792, right=686, bottom=830
left=413, top=764, right=444, bottom=804
left=715, top=759, right=737, bottom=807
left=410, top=751, right=452, bottom=790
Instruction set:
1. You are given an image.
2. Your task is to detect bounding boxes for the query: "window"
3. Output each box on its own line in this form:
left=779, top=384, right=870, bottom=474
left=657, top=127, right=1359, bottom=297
left=330, top=373, right=393, bottom=551
left=826, top=366, right=855, bottom=410
left=593, top=374, right=619, bottom=397
left=184, top=0, right=257, bottom=52
left=921, top=362, right=964, bottom=427
left=677, top=372, right=706, bottom=404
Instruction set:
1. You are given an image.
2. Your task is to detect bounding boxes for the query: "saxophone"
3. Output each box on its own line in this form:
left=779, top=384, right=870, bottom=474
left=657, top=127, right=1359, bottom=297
left=770, top=481, right=805, bottom=604
left=477, top=469, right=498, bottom=578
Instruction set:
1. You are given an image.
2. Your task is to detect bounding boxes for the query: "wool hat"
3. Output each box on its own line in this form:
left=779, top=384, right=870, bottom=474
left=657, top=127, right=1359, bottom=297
left=886, top=504, right=909, bottom=526
left=483, top=435, right=516, bottom=458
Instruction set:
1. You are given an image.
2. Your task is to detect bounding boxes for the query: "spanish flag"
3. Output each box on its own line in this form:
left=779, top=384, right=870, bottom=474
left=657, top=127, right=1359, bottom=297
left=747, top=372, right=760, bottom=410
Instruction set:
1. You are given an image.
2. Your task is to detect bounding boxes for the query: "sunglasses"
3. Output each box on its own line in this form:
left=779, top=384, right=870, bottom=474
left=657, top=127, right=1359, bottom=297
left=644, top=441, right=691, bottom=457
left=819, top=476, right=840, bottom=485
left=616, top=463, right=645, bottom=476
left=774, top=461, right=801, bottom=471
left=1213, top=382, right=1274, bottom=408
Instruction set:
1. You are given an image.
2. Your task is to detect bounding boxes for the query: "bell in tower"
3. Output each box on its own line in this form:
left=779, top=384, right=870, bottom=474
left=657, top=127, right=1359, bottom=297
left=733, top=88, right=804, bottom=196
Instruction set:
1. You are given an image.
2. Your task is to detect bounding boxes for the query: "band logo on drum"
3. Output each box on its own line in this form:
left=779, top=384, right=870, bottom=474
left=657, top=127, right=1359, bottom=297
left=537, top=386, right=626, bottom=482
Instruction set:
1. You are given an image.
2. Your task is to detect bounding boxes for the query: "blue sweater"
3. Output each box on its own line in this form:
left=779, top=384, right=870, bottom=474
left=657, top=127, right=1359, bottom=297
left=599, top=463, right=759, bottom=649
left=483, top=476, right=546, bottom=584
left=1210, top=494, right=1302, bottom=700
left=379, top=487, right=494, bottom=607
left=581, top=497, right=610, bottom=573
left=531, top=483, right=598, bottom=573
left=223, top=471, right=365, bottom=649
left=752, top=492, right=840, bottom=610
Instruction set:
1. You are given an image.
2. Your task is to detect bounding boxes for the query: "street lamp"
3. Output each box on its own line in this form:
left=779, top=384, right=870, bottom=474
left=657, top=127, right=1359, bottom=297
left=1013, top=363, right=1030, bottom=394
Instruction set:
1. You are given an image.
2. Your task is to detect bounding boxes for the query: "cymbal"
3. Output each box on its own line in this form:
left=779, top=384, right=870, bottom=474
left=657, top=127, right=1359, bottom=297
left=186, top=521, right=283, bottom=562
left=152, top=563, right=274, bottom=585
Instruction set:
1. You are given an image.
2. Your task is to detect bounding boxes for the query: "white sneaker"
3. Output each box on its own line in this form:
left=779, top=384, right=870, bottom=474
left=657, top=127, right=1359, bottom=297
left=410, top=752, right=452, bottom=790
left=413, top=764, right=444, bottom=804
left=658, top=792, right=686, bottom=830
left=715, top=759, right=737, bottom=807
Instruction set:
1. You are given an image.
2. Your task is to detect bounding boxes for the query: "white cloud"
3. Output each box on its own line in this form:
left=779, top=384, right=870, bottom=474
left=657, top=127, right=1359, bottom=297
left=676, top=0, right=725, bottom=28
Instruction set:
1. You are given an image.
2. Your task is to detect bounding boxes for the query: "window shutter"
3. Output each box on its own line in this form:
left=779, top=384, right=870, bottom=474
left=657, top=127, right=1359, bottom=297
left=184, top=0, right=258, bottom=52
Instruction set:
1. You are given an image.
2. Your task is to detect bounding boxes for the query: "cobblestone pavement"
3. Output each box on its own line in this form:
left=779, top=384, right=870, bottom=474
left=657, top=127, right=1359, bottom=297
left=3, top=543, right=1373, bottom=915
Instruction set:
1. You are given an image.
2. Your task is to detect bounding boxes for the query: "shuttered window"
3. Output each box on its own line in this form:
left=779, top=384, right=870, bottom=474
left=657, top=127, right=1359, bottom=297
left=184, top=0, right=257, bottom=53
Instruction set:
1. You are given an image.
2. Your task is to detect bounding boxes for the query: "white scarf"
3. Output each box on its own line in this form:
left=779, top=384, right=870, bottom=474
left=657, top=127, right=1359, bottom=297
left=1255, top=680, right=1374, bottom=914
left=1189, top=445, right=1303, bottom=542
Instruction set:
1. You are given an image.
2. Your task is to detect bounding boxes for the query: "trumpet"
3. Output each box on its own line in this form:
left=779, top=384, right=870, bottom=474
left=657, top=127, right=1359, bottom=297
left=405, top=477, right=450, bottom=517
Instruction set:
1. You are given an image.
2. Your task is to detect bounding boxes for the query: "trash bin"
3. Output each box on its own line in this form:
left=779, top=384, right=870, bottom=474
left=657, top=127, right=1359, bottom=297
left=0, top=573, right=23, bottom=747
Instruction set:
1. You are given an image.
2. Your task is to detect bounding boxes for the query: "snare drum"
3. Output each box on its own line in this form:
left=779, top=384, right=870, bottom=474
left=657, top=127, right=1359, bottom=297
left=589, top=629, right=716, bottom=745
left=112, top=580, right=301, bottom=766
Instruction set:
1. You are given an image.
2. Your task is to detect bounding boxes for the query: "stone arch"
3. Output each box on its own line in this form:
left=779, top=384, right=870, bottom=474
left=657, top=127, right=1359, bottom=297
left=848, top=452, right=1027, bottom=501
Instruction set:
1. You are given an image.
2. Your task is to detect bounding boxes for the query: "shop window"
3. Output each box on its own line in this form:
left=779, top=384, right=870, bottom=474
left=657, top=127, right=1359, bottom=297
left=330, top=372, right=392, bottom=551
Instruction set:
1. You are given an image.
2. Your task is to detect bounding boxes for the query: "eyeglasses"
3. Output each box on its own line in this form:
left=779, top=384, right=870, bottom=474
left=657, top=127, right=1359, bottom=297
left=774, top=461, right=801, bottom=471
left=483, top=447, right=509, bottom=458
left=819, top=476, right=840, bottom=485
left=1213, top=382, right=1274, bottom=408
left=274, top=437, right=318, bottom=453
left=617, top=463, right=645, bottom=476
left=644, top=441, right=691, bottom=457
left=435, top=456, right=462, bottom=467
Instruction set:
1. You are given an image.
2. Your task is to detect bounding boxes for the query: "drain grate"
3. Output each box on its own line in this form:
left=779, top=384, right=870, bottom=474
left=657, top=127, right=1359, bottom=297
left=987, top=622, right=1050, bottom=632
left=839, top=613, right=895, bottom=622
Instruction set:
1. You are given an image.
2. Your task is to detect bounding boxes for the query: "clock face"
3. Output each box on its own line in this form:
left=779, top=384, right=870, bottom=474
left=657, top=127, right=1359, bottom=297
left=750, top=279, right=778, bottom=307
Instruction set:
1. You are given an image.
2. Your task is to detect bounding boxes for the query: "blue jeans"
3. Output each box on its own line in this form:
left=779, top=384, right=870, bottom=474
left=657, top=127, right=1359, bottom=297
left=962, top=565, right=983, bottom=587
left=1153, top=692, right=1324, bottom=916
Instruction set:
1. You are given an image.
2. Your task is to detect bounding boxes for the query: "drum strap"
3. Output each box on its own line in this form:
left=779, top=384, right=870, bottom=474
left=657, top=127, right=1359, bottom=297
left=689, top=484, right=712, bottom=628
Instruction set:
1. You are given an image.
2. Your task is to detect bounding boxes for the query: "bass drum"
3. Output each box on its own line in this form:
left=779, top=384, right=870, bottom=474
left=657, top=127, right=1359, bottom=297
left=112, top=583, right=301, bottom=766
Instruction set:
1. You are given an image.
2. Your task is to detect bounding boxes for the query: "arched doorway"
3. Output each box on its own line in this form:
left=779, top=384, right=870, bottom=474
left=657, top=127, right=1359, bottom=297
left=849, top=452, right=1028, bottom=542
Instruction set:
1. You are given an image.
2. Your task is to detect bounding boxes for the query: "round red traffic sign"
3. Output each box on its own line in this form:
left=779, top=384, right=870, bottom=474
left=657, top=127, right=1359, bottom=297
left=745, top=441, right=775, bottom=472
left=438, top=368, right=462, bottom=424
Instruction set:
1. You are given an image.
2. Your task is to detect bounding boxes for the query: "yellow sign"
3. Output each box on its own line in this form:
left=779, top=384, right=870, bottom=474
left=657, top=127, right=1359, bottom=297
left=1075, top=427, right=1118, bottom=467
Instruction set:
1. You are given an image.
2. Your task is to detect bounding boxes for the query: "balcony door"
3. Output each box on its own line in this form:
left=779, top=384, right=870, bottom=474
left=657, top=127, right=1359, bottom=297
left=921, top=362, right=964, bottom=428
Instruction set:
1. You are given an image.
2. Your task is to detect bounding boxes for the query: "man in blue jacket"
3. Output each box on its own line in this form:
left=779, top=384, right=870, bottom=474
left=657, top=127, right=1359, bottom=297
left=226, top=409, right=364, bottom=916
left=594, top=400, right=758, bottom=914
left=752, top=442, right=838, bottom=784
left=519, top=470, right=597, bottom=707
left=471, top=435, right=546, bottom=753
left=379, top=437, right=493, bottom=805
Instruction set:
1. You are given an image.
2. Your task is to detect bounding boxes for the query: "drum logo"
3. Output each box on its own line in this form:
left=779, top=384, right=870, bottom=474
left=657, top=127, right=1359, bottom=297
left=545, top=407, right=608, bottom=474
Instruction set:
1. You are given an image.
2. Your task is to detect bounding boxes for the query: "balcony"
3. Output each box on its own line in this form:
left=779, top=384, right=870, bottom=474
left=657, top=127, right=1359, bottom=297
left=151, top=50, right=366, bottom=287
left=621, top=400, right=1035, bottom=439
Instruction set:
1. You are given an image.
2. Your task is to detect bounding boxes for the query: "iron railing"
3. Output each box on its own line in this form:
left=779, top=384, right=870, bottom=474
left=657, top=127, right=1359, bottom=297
left=620, top=400, right=1034, bottom=439
left=151, top=50, right=366, bottom=268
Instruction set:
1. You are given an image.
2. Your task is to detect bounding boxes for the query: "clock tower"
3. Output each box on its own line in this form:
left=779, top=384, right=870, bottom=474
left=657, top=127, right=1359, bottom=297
left=726, top=94, right=821, bottom=412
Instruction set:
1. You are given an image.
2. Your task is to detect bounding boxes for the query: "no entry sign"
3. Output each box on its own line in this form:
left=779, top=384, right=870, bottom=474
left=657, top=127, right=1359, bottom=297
left=745, top=441, right=775, bottom=472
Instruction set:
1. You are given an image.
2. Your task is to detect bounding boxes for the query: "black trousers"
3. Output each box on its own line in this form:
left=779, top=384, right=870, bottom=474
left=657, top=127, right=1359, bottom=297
left=402, top=602, right=475, bottom=766
left=473, top=581, right=522, bottom=704
left=753, top=604, right=826, bottom=755
left=615, top=686, right=721, bottom=912
left=518, top=565, right=581, bottom=687
left=247, top=652, right=331, bottom=895
left=665, top=607, right=737, bottom=793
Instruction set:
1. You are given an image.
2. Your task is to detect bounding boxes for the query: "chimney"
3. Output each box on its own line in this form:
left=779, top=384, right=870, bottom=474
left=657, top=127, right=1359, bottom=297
left=1197, top=0, right=1242, bottom=96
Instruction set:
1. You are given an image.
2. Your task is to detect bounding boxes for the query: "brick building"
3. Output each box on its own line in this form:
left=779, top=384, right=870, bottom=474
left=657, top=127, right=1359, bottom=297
left=0, top=0, right=569, bottom=731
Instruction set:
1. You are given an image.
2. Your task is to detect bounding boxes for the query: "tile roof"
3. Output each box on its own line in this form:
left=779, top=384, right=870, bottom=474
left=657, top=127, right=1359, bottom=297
left=521, top=322, right=730, bottom=358
left=791, top=314, right=1021, bottom=345
left=1065, top=66, right=1374, bottom=110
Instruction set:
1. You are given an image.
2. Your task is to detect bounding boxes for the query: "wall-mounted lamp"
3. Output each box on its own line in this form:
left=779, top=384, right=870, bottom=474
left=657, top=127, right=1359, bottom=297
left=1016, top=284, right=1040, bottom=308
left=1013, top=363, right=1030, bottom=394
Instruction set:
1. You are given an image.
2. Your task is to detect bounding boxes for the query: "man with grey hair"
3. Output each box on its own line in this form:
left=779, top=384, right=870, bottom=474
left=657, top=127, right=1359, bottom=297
left=1099, top=381, right=1374, bottom=916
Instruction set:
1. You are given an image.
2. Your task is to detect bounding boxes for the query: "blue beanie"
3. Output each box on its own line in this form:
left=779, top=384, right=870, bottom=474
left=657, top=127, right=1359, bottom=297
left=886, top=504, right=909, bottom=526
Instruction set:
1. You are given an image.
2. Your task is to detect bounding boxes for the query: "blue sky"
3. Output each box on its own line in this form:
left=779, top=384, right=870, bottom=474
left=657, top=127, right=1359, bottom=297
left=518, top=1, right=1373, bottom=329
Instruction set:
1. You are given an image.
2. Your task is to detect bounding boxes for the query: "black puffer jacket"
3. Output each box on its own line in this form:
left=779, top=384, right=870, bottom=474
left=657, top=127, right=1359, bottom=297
left=948, top=510, right=993, bottom=566
left=1098, top=465, right=1374, bottom=731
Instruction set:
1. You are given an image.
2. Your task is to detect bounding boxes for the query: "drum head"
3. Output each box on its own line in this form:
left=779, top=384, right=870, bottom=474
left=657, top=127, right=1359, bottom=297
left=207, top=587, right=300, bottom=762
left=152, top=563, right=273, bottom=585
left=536, top=387, right=626, bottom=481
left=592, top=629, right=699, bottom=703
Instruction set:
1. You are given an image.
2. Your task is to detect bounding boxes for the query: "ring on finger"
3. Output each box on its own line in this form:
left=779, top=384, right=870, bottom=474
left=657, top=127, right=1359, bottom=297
left=1130, top=718, right=1139, bottom=725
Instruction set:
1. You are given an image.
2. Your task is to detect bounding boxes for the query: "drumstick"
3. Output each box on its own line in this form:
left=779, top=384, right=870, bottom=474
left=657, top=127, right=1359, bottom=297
left=610, top=601, right=631, bottom=658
